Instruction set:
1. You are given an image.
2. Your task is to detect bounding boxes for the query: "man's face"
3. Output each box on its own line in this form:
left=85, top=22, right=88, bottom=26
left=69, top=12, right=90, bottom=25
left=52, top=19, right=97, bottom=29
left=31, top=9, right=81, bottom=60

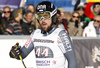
left=25, top=13, right=33, bottom=22
left=3, top=7, right=11, bottom=18
left=93, top=4, right=100, bottom=13
left=38, top=13, right=52, bottom=31
left=57, top=14, right=61, bottom=22
left=94, top=16, right=100, bottom=27
left=61, top=12, right=65, bottom=19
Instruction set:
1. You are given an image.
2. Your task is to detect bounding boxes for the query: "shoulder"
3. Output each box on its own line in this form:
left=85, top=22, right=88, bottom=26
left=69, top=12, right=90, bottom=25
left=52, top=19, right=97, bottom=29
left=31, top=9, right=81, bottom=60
left=35, top=28, right=41, bottom=32
left=56, top=27, right=64, bottom=31
left=9, top=20, right=18, bottom=25
left=84, top=21, right=94, bottom=30
left=55, top=28, right=69, bottom=38
left=31, top=29, right=41, bottom=35
left=88, top=21, right=94, bottom=26
left=57, top=28, right=68, bottom=35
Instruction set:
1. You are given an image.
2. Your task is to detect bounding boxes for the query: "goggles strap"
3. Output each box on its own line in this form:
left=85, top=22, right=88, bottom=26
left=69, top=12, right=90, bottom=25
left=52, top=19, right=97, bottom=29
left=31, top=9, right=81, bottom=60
left=51, top=8, right=57, bottom=17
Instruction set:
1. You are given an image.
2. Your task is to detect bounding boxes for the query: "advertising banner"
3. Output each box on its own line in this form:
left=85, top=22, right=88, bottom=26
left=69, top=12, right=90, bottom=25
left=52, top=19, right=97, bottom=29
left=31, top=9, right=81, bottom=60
left=73, top=39, right=100, bottom=68
left=86, top=0, right=100, bottom=2
left=0, top=0, right=21, bottom=11
left=25, top=0, right=86, bottom=13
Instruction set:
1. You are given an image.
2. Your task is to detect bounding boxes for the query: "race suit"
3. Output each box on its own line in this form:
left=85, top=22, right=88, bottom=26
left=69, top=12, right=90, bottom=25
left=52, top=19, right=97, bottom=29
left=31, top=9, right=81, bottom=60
left=20, top=26, right=77, bottom=68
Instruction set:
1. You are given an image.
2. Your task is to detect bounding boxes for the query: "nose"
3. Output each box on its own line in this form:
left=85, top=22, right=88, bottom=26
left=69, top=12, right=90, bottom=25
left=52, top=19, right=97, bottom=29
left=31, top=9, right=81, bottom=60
left=40, top=18, right=45, bottom=21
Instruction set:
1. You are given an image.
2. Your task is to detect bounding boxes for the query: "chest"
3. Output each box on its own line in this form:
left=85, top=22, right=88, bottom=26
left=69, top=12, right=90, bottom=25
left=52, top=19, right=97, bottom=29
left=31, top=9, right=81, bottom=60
left=32, top=30, right=64, bottom=58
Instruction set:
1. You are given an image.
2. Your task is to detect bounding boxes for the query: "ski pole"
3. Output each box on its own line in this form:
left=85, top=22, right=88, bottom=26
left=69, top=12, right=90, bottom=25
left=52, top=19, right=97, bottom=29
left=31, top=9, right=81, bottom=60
left=19, top=55, right=27, bottom=68
left=15, top=43, right=27, bottom=68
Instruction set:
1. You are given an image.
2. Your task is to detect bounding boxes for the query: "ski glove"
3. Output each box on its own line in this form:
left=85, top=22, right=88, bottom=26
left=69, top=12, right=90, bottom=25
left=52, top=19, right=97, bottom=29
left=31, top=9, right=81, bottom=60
left=9, top=43, right=22, bottom=58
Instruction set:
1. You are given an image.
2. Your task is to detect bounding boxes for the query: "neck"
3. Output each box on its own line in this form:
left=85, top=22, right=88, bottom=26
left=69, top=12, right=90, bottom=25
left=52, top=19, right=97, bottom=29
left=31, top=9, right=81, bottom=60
left=96, top=26, right=99, bottom=29
left=94, top=11, right=99, bottom=15
left=41, top=25, right=57, bottom=35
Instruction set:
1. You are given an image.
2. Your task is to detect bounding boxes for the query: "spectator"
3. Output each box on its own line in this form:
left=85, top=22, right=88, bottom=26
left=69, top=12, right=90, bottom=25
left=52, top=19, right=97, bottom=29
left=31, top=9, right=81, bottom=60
left=56, top=9, right=65, bottom=29
left=74, top=0, right=88, bottom=29
left=21, top=10, right=36, bottom=35
left=1, top=6, right=12, bottom=33
left=26, top=4, right=40, bottom=29
left=93, top=3, right=100, bottom=15
left=4, top=9, right=23, bottom=35
left=57, top=7, right=69, bottom=32
left=83, top=15, right=100, bottom=37
left=64, top=12, right=72, bottom=22
left=0, top=12, right=4, bottom=34
left=74, top=0, right=87, bottom=29
left=76, top=6, right=88, bottom=29
left=58, top=7, right=66, bottom=19
left=84, top=3, right=100, bottom=29
left=68, top=11, right=83, bottom=36
left=76, top=6, right=86, bottom=22
left=26, top=4, right=35, bottom=13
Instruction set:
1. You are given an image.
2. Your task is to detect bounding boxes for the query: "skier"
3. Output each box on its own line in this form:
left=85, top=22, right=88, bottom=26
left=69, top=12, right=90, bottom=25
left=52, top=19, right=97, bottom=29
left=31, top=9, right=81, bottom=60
left=9, top=1, right=77, bottom=68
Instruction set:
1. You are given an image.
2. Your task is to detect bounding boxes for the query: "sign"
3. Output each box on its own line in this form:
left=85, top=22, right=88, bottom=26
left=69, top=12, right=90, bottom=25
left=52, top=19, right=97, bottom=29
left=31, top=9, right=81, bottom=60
left=25, top=0, right=86, bottom=13
left=86, top=0, right=100, bottom=2
left=73, top=39, right=100, bottom=68
left=0, top=0, right=21, bottom=11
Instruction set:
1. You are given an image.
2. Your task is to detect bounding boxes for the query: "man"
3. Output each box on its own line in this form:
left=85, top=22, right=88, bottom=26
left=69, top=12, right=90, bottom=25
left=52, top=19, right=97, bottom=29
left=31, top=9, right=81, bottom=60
left=84, top=3, right=100, bottom=29
left=57, top=7, right=69, bottom=33
left=83, top=15, right=100, bottom=37
left=56, top=9, right=65, bottom=29
left=93, top=3, right=100, bottom=15
left=22, top=10, right=36, bottom=35
left=9, top=1, right=77, bottom=68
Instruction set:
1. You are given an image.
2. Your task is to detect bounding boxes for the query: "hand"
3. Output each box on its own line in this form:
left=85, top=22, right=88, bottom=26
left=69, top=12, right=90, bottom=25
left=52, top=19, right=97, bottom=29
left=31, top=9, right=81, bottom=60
left=75, top=20, right=79, bottom=28
left=9, top=43, right=22, bottom=58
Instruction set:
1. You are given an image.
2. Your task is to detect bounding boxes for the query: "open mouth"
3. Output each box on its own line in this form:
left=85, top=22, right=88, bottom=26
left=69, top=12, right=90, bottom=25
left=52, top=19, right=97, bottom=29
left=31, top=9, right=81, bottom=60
left=42, top=23, right=47, bottom=27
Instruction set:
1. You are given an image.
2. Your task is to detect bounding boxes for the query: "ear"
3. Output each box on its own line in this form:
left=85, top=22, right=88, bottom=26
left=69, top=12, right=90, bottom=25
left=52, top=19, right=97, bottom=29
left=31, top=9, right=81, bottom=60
left=52, top=14, right=56, bottom=24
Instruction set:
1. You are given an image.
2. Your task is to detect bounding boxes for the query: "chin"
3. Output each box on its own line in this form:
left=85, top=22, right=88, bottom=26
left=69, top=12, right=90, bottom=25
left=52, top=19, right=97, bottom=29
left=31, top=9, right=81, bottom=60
left=41, top=27, right=47, bottom=31
left=41, top=25, right=51, bottom=32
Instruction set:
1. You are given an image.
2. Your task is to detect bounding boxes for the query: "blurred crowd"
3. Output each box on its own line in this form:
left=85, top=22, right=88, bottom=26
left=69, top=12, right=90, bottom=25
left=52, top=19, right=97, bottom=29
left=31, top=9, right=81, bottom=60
left=0, top=0, right=100, bottom=37
left=0, top=4, right=39, bottom=35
